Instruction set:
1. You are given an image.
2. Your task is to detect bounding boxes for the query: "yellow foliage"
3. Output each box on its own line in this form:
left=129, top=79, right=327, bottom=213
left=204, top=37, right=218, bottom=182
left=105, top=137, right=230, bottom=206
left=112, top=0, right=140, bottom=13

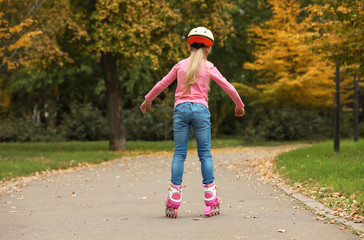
left=92, top=0, right=234, bottom=72
left=244, top=0, right=335, bottom=108
left=1, top=0, right=87, bottom=71
left=305, top=0, right=363, bottom=76
left=0, top=89, right=11, bottom=108
left=232, top=82, right=261, bottom=100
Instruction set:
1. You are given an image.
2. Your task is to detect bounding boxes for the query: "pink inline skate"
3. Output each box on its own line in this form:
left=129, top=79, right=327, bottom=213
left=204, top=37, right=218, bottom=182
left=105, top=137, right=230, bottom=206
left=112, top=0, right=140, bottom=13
left=165, top=184, right=182, bottom=218
left=203, top=182, right=221, bottom=217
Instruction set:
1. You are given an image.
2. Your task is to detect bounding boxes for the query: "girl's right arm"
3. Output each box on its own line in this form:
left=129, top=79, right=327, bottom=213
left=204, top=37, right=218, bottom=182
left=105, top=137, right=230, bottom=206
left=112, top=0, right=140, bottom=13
left=144, top=63, right=180, bottom=102
left=140, top=62, right=180, bottom=113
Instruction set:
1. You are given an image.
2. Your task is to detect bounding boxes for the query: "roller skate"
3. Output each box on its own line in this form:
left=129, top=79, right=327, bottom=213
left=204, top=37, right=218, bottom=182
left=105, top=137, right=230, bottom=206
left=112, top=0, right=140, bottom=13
left=165, top=184, right=182, bottom=218
left=203, top=182, right=221, bottom=217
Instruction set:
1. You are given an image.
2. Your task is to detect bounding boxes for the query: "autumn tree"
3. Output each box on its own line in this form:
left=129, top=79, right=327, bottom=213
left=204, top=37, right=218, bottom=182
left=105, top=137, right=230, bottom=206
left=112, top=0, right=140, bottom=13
left=71, top=0, right=236, bottom=150
left=77, top=0, right=179, bottom=150
left=306, top=0, right=363, bottom=76
left=241, top=0, right=336, bottom=108
left=305, top=0, right=363, bottom=109
left=1, top=0, right=240, bottom=146
left=207, top=0, right=271, bottom=138
left=0, top=0, right=86, bottom=72
left=0, top=0, right=42, bottom=113
left=0, top=0, right=88, bottom=119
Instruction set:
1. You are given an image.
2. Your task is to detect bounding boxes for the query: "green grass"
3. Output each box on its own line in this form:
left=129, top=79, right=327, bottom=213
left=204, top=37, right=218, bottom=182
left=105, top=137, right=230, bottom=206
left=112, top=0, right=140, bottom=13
left=0, top=139, right=246, bottom=181
left=0, top=141, right=119, bottom=181
left=276, top=139, right=364, bottom=214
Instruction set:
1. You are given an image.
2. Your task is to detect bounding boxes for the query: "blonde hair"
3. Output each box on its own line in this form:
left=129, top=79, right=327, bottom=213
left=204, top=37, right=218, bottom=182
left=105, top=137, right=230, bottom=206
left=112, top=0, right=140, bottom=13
left=182, top=47, right=208, bottom=95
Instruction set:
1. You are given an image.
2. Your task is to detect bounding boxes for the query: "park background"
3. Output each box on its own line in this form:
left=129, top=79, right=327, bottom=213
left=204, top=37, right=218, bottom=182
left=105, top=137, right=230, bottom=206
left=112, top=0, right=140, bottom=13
left=1, top=0, right=363, bottom=148
left=0, top=0, right=364, bottom=230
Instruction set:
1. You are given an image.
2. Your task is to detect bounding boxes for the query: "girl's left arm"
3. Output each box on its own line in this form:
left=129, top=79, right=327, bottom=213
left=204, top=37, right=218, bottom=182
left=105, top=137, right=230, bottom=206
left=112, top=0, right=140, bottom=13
left=210, top=66, right=245, bottom=109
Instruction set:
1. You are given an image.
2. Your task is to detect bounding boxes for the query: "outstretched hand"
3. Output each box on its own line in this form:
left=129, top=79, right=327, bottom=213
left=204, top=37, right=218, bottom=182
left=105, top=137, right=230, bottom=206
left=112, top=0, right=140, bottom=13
left=235, top=106, right=245, bottom=117
left=140, top=100, right=152, bottom=114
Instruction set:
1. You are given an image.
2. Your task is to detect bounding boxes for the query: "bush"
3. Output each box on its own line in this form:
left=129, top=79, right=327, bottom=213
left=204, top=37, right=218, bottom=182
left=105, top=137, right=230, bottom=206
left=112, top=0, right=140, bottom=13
left=359, top=120, right=364, bottom=137
left=234, top=106, right=334, bottom=142
left=263, top=108, right=332, bottom=140
left=1, top=103, right=362, bottom=142
left=0, top=117, right=63, bottom=142
left=341, top=109, right=364, bottom=138
left=124, top=103, right=173, bottom=141
left=58, top=105, right=109, bottom=141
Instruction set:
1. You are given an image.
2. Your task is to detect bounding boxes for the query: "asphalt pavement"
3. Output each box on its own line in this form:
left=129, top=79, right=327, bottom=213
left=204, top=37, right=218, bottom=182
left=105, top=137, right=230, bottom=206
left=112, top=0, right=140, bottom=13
left=0, top=145, right=361, bottom=240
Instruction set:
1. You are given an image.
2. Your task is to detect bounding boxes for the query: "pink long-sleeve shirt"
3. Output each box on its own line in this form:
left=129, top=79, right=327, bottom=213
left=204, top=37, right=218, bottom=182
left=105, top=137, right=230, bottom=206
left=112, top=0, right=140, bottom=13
left=145, top=58, right=245, bottom=109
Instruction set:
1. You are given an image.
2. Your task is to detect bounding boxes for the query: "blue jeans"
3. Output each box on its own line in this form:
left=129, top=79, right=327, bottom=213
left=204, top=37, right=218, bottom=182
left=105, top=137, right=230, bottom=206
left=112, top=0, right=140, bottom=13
left=171, top=102, right=214, bottom=185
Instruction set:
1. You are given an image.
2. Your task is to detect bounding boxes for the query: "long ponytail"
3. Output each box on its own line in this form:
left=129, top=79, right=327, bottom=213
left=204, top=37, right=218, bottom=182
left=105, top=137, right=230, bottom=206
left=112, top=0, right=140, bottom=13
left=182, top=47, right=206, bottom=95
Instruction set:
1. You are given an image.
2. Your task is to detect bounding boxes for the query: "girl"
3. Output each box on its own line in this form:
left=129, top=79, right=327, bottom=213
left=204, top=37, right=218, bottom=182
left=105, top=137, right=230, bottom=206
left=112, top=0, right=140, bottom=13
left=140, top=27, right=245, bottom=218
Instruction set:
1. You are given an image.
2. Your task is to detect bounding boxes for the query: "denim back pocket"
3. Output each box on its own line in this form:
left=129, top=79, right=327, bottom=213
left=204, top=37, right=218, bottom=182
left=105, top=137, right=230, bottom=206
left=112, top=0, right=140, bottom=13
left=192, top=104, right=211, bottom=129
left=173, top=104, right=189, bottom=129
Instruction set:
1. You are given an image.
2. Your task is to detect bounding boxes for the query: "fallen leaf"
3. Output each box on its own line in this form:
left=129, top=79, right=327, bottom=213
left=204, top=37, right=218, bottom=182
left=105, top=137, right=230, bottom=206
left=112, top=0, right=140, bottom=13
left=315, top=216, right=325, bottom=221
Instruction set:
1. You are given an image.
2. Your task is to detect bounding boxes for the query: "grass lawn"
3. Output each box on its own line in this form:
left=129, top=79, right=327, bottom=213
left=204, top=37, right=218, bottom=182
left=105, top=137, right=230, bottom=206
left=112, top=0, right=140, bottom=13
left=0, top=139, right=246, bottom=181
left=276, top=139, right=364, bottom=216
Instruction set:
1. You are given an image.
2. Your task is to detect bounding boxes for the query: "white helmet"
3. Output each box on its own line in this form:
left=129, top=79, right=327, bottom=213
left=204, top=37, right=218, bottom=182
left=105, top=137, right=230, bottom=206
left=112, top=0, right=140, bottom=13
left=187, top=27, right=214, bottom=47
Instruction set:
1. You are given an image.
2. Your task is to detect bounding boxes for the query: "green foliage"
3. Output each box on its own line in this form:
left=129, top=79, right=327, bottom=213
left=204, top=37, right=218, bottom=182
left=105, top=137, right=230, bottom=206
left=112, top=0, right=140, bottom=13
left=122, top=57, right=160, bottom=106
left=209, top=0, right=271, bottom=82
left=5, top=47, right=103, bottom=118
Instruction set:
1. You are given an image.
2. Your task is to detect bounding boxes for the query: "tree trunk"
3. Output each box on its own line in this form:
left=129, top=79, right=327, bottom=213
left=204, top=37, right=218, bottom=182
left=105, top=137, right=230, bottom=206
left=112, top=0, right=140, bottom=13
left=100, top=52, right=126, bottom=151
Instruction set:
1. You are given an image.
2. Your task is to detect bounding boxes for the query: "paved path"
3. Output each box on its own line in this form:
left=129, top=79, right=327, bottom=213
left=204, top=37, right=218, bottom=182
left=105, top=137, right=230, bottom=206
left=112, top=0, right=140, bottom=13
left=0, top=145, right=361, bottom=240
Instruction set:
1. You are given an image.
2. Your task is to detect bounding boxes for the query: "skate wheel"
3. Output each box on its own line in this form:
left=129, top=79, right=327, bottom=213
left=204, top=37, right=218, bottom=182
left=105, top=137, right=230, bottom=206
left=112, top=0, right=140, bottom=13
left=165, top=208, right=178, bottom=218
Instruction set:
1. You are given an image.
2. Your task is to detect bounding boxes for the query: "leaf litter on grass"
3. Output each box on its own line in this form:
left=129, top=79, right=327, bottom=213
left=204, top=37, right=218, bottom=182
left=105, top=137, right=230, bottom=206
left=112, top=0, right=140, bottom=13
left=238, top=147, right=364, bottom=226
